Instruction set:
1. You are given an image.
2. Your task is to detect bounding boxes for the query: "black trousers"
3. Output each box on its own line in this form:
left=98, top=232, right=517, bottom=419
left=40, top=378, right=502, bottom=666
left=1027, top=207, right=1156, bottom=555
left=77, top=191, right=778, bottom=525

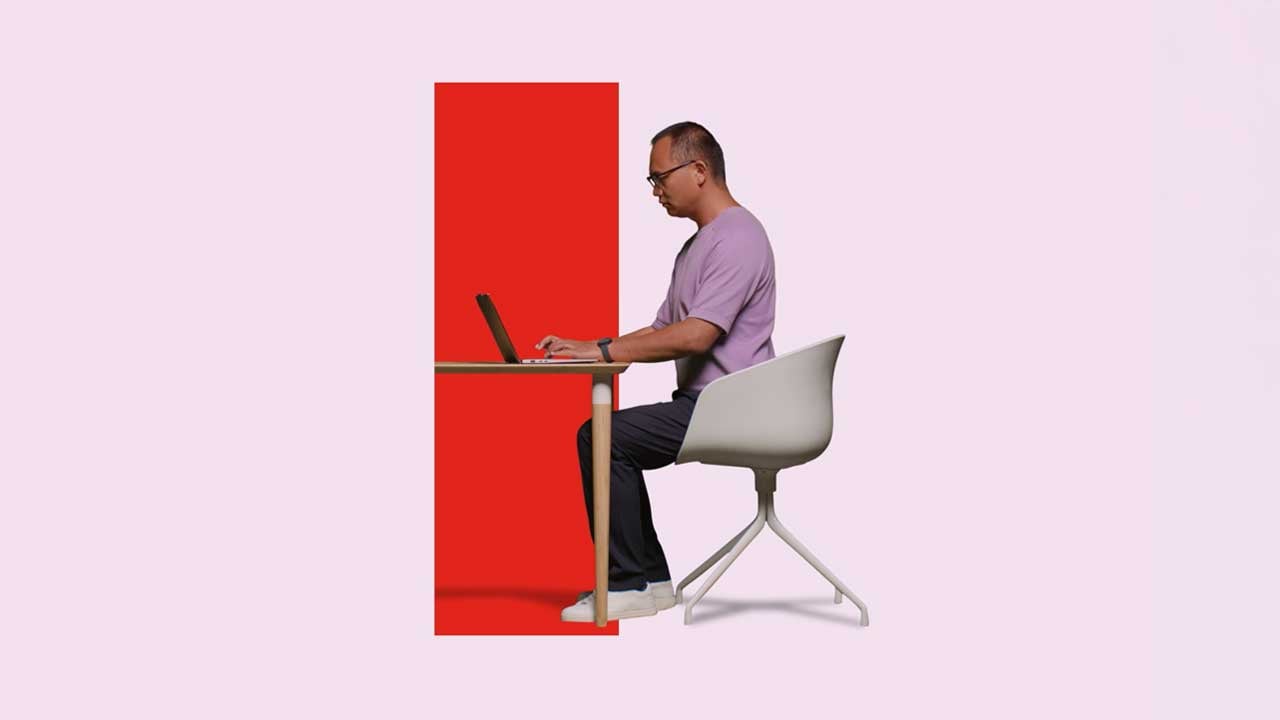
left=576, top=388, right=701, bottom=591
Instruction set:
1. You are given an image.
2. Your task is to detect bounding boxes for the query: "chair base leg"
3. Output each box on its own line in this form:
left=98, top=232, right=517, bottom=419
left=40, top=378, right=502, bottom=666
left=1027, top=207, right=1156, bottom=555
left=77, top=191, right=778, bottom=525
left=680, top=497, right=767, bottom=625
left=676, top=485, right=869, bottom=627
left=766, top=497, right=870, bottom=627
left=674, top=519, right=753, bottom=606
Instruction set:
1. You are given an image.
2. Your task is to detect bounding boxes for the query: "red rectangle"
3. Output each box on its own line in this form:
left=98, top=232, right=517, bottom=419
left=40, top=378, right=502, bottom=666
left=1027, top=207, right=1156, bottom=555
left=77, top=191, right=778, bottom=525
left=435, top=83, right=619, bottom=635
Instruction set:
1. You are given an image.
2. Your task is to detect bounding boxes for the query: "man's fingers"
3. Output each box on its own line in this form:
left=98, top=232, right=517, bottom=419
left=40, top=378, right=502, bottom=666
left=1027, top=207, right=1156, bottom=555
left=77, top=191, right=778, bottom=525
left=535, top=336, right=578, bottom=354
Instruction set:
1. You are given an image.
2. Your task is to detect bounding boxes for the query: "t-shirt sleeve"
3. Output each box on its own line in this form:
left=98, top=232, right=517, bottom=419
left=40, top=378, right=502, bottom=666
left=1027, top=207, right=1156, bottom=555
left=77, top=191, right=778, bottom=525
left=685, top=236, right=763, bottom=336
left=652, top=295, right=671, bottom=330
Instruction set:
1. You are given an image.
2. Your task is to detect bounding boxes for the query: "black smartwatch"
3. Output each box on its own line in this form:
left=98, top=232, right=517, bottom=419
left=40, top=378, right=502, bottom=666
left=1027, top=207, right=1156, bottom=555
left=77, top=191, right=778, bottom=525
left=597, top=337, right=614, bottom=363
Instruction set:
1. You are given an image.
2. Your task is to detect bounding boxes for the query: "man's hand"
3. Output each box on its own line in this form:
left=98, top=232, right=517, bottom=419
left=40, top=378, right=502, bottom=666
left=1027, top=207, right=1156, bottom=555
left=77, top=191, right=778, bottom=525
left=534, top=335, right=604, bottom=360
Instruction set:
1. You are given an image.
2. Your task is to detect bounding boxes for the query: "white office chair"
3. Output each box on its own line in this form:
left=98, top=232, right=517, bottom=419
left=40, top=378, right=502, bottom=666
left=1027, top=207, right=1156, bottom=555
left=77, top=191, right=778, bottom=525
left=673, top=334, right=869, bottom=626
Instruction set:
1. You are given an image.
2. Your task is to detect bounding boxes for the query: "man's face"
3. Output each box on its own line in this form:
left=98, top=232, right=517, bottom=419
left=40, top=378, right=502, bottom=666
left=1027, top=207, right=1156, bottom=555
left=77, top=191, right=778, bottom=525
left=649, top=137, right=701, bottom=217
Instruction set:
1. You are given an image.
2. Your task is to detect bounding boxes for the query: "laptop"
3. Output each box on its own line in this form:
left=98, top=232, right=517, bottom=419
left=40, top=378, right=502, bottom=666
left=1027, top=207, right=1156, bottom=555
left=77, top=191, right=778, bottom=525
left=476, top=293, right=597, bottom=364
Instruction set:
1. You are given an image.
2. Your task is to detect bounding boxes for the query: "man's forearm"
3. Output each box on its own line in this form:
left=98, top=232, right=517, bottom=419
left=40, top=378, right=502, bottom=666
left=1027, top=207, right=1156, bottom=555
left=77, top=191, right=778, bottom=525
left=606, top=321, right=699, bottom=363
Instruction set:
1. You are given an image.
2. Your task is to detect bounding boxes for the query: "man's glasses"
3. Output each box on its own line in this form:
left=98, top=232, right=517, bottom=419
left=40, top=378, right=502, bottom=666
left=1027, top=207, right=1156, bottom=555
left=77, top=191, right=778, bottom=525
left=645, top=160, right=697, bottom=188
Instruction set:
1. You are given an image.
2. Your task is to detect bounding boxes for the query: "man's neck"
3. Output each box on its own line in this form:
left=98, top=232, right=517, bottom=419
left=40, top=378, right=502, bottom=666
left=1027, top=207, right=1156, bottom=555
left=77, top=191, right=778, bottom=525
left=691, top=191, right=740, bottom=229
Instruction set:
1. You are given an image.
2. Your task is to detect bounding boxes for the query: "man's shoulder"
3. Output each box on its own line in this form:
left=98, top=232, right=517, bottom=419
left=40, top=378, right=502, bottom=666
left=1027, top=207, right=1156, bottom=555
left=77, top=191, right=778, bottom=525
left=720, top=205, right=765, bottom=232
left=707, top=207, right=770, bottom=253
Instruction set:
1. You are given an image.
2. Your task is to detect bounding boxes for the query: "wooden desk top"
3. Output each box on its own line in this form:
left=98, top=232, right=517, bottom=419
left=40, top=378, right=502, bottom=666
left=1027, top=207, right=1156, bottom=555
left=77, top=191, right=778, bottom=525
left=434, top=361, right=630, bottom=375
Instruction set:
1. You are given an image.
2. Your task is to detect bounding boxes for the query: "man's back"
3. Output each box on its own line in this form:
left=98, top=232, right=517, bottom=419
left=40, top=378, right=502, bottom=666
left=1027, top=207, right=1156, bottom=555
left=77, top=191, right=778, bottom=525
left=651, top=205, right=777, bottom=392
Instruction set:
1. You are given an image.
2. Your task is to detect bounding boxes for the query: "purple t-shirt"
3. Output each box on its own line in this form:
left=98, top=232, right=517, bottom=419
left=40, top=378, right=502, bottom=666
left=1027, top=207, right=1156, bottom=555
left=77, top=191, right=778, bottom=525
left=651, top=205, right=777, bottom=392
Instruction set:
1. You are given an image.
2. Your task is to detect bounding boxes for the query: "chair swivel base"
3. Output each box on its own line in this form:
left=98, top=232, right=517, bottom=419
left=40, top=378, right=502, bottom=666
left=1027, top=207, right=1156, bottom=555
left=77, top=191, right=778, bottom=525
left=675, top=476, right=869, bottom=627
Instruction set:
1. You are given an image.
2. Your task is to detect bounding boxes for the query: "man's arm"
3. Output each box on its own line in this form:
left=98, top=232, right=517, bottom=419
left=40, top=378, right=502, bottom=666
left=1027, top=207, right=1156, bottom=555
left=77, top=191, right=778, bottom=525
left=605, top=318, right=721, bottom=363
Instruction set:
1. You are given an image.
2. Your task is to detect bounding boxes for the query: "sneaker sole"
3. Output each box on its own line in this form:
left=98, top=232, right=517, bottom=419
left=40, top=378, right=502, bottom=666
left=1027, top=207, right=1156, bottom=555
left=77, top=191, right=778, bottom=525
left=562, top=605, right=659, bottom=622
left=576, top=592, right=676, bottom=612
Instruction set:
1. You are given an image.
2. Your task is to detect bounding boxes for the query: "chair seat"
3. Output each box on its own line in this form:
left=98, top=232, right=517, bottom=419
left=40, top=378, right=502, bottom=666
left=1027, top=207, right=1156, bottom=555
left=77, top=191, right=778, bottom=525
left=675, top=335, right=844, bottom=469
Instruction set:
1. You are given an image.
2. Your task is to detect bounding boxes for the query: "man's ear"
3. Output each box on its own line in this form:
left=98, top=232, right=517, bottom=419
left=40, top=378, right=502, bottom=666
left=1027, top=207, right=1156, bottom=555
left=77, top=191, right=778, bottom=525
left=694, top=160, right=709, bottom=187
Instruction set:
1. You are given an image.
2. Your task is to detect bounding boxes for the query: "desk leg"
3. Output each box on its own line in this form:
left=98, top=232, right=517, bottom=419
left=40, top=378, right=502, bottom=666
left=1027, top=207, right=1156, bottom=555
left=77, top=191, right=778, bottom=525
left=591, top=373, right=612, bottom=627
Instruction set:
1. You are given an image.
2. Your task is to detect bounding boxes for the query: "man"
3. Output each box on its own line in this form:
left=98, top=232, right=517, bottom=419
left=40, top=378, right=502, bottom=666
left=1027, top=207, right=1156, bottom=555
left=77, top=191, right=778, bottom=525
left=535, top=121, right=777, bottom=622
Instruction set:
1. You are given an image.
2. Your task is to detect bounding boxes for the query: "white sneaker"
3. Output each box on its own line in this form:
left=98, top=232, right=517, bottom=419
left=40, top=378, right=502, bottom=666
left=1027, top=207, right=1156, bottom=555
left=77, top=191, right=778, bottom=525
left=574, top=581, right=676, bottom=612
left=648, top=580, right=677, bottom=610
left=561, top=586, right=658, bottom=622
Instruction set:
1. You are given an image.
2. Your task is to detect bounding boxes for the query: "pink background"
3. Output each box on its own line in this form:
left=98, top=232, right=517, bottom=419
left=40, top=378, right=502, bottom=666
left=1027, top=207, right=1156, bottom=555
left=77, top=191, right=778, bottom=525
left=2, top=1, right=1276, bottom=718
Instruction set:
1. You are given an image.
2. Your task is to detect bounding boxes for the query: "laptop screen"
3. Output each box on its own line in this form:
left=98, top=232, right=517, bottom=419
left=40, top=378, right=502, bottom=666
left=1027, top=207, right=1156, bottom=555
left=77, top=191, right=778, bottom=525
left=475, top=293, right=520, bottom=363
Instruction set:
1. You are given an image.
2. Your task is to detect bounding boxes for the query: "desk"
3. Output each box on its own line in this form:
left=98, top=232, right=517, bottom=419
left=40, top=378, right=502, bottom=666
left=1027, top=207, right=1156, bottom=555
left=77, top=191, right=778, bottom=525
left=434, top=361, right=631, bottom=627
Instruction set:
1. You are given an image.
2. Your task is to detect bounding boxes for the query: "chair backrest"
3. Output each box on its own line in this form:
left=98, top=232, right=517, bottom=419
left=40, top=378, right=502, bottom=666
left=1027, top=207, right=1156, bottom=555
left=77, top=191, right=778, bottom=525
left=675, top=335, right=845, bottom=470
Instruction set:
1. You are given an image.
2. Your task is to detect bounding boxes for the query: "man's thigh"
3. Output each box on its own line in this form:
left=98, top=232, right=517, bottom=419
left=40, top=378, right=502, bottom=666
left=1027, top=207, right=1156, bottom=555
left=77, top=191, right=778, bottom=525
left=580, top=397, right=696, bottom=471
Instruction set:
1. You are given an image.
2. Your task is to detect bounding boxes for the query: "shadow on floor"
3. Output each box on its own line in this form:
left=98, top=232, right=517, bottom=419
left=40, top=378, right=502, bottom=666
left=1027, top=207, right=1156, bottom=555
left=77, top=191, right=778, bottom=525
left=435, top=586, right=579, bottom=608
left=686, top=595, right=866, bottom=628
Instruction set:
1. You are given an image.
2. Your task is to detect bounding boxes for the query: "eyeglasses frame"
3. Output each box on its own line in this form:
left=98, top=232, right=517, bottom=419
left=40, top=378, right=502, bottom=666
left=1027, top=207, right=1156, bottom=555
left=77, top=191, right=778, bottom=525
left=645, top=159, right=699, bottom=188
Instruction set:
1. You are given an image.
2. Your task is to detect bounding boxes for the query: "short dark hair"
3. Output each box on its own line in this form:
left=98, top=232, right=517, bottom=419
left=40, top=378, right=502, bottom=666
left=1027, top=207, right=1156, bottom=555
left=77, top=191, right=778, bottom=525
left=650, top=121, right=726, bottom=184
